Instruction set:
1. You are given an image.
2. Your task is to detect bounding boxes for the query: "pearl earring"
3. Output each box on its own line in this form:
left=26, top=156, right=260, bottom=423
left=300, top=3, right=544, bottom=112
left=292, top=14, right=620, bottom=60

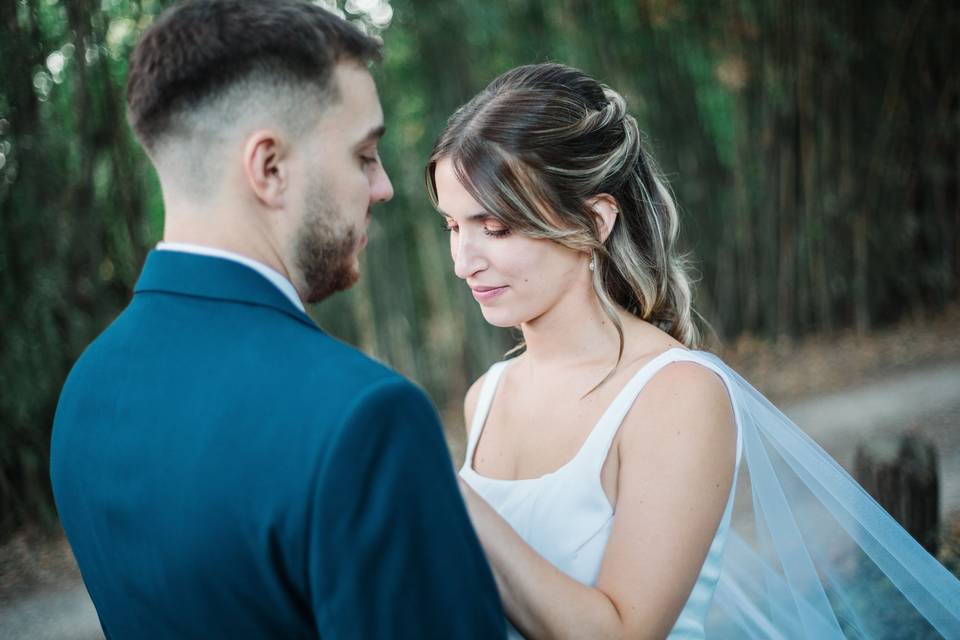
left=588, top=259, right=596, bottom=271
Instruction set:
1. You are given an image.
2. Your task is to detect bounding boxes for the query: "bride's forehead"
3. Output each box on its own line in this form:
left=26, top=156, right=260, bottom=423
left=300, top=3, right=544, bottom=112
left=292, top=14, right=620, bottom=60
left=435, top=160, right=483, bottom=214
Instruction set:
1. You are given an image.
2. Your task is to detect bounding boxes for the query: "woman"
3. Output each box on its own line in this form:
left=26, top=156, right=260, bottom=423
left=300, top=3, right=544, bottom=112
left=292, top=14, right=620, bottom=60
left=425, top=63, right=960, bottom=639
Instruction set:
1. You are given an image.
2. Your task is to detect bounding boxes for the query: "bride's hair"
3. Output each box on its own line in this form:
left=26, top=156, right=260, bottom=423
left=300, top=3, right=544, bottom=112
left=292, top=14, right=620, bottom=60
left=426, top=63, right=699, bottom=357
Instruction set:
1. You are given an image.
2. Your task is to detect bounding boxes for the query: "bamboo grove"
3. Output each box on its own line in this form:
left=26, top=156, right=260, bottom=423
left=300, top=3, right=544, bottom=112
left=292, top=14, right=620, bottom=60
left=1, top=0, right=957, bottom=533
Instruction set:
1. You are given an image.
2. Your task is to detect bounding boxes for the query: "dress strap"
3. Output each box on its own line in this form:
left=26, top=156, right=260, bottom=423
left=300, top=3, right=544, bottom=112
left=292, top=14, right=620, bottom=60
left=578, top=347, right=701, bottom=474
left=463, top=360, right=512, bottom=468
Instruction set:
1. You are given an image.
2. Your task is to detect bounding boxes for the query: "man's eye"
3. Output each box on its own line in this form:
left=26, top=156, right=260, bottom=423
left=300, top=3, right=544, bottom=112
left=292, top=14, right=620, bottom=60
left=442, top=222, right=458, bottom=233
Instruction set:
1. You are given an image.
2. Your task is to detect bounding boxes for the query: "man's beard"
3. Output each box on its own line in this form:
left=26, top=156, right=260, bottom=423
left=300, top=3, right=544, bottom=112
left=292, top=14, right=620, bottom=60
left=295, top=191, right=361, bottom=305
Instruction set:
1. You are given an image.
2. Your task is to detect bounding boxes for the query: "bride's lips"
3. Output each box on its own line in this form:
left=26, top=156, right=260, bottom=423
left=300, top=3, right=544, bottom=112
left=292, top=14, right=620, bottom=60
left=471, top=285, right=508, bottom=303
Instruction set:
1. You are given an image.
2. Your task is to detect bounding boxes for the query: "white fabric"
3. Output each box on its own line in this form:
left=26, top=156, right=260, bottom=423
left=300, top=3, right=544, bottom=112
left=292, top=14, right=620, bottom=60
left=698, top=351, right=960, bottom=638
left=156, top=241, right=305, bottom=312
left=460, top=348, right=743, bottom=639
left=462, top=347, right=960, bottom=638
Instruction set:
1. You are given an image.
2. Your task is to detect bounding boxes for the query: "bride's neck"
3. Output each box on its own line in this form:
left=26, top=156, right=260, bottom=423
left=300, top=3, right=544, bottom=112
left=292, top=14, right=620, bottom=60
left=519, top=288, right=625, bottom=369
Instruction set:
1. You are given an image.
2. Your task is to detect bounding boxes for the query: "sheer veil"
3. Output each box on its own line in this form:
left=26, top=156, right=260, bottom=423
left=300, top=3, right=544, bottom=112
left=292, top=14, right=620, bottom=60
left=697, top=352, right=960, bottom=638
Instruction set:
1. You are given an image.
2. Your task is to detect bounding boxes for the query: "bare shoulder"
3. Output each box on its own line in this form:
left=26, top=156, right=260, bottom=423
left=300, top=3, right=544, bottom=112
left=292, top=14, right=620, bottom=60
left=620, top=359, right=737, bottom=464
left=463, top=373, right=488, bottom=438
left=646, top=359, right=732, bottom=412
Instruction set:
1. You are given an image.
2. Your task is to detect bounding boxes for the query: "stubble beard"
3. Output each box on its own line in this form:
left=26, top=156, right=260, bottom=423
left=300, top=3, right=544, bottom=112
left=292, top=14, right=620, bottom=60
left=295, top=186, right=361, bottom=305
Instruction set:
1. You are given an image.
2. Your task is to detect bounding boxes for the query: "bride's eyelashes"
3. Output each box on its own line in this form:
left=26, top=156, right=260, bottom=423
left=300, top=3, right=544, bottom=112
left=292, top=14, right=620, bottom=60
left=441, top=219, right=512, bottom=238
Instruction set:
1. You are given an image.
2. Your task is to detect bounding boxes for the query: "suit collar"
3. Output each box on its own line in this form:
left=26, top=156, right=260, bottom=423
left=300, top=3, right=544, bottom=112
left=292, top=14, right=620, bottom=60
left=134, top=250, right=318, bottom=329
left=155, top=242, right=305, bottom=312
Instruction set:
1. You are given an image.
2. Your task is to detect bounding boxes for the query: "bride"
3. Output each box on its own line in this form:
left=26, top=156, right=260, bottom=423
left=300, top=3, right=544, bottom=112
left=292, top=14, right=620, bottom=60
left=425, top=63, right=960, bottom=639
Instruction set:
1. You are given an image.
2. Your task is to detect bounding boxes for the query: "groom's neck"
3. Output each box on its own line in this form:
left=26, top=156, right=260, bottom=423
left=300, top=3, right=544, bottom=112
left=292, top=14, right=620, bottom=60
left=161, top=200, right=293, bottom=286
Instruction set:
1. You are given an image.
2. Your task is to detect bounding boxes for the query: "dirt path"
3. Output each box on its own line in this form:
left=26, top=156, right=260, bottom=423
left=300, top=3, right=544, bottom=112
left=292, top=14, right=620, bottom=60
left=783, top=359, right=960, bottom=514
left=0, top=584, right=102, bottom=640
left=2, top=359, right=958, bottom=639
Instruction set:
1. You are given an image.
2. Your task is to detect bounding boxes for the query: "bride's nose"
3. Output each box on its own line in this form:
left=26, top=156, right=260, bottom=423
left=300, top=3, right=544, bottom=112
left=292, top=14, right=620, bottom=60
left=452, top=232, right=487, bottom=280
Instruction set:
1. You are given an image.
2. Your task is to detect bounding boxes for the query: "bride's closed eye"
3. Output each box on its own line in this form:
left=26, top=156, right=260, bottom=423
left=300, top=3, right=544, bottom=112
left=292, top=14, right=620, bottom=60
left=481, top=223, right=511, bottom=238
left=442, top=217, right=512, bottom=238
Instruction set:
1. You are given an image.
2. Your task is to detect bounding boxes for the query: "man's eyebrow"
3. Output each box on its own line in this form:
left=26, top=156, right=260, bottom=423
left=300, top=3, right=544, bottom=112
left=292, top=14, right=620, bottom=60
left=355, top=124, right=386, bottom=148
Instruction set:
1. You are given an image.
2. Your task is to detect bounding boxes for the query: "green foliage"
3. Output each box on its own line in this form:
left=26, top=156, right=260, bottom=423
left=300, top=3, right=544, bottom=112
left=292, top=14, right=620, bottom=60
left=0, top=0, right=154, bottom=532
left=1, top=0, right=958, bottom=534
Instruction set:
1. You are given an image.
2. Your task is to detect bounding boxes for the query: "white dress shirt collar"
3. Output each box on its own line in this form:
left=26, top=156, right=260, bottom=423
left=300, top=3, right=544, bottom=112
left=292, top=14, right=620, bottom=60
left=156, top=242, right=306, bottom=313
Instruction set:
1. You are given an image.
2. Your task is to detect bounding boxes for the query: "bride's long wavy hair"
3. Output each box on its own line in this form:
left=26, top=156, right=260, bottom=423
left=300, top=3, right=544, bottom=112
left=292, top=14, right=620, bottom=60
left=426, top=63, right=700, bottom=363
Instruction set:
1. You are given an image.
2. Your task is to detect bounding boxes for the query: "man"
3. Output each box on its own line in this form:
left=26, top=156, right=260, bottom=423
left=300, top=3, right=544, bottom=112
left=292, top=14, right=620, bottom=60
left=49, top=1, right=504, bottom=638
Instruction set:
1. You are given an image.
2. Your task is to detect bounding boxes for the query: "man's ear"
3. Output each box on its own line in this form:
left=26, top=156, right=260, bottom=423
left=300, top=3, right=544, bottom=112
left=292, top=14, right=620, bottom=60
left=586, top=194, right=620, bottom=243
left=243, top=129, right=288, bottom=209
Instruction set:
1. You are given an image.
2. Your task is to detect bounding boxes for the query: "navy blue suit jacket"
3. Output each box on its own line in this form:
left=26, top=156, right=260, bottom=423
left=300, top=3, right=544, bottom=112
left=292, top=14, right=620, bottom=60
left=51, top=250, right=504, bottom=639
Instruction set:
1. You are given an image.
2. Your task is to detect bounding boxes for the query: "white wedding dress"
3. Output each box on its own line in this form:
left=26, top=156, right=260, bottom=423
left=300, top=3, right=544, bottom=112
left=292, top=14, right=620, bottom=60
left=460, top=348, right=743, bottom=639
left=460, top=347, right=960, bottom=639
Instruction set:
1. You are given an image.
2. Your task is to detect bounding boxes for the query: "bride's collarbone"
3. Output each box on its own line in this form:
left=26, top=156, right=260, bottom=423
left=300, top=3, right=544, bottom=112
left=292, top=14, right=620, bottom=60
left=489, top=375, right=608, bottom=435
left=498, top=347, right=672, bottom=424
left=508, top=339, right=682, bottom=395
left=476, top=346, right=682, bottom=481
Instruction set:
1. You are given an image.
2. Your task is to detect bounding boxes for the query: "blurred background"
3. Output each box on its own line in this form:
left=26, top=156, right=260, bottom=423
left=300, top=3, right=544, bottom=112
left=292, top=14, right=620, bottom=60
left=1, top=0, right=959, bottom=637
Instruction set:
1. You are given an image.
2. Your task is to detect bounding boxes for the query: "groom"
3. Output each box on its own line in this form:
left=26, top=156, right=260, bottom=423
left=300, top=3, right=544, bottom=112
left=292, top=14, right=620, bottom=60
left=50, top=1, right=504, bottom=638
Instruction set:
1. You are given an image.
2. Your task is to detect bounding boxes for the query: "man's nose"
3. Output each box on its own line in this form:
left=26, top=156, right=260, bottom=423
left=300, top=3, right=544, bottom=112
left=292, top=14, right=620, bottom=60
left=371, top=164, right=394, bottom=204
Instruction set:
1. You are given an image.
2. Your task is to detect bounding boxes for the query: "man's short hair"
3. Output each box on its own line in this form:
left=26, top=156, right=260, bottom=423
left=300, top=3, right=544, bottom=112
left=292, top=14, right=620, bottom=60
left=126, top=0, right=382, bottom=154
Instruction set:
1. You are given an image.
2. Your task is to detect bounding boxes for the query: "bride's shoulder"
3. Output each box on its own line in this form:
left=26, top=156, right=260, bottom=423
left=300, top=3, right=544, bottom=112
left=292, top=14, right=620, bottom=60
left=620, top=354, right=737, bottom=455
left=650, top=356, right=729, bottom=397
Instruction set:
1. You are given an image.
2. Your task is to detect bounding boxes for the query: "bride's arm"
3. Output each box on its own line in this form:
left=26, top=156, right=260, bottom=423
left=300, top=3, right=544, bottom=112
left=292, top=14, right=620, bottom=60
left=458, top=477, right=626, bottom=637
left=461, top=362, right=738, bottom=640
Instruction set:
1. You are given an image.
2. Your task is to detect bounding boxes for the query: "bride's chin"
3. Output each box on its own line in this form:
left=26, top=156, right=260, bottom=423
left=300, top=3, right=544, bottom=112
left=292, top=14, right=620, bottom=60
left=479, top=308, right=522, bottom=328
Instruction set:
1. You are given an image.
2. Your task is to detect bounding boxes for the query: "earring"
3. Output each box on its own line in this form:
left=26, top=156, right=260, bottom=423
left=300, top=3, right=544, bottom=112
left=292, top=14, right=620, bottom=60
left=589, top=259, right=596, bottom=271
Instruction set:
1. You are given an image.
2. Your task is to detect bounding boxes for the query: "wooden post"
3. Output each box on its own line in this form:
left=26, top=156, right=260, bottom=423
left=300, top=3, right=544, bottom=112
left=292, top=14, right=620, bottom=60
left=853, top=432, right=940, bottom=556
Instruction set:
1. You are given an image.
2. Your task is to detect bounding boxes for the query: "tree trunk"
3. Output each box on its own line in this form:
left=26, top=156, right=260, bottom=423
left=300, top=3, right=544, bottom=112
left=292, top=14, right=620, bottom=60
left=854, top=432, right=941, bottom=556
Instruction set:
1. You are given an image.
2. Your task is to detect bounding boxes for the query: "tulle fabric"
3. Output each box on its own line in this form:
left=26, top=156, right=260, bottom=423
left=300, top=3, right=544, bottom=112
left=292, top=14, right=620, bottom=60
left=697, top=352, right=960, bottom=639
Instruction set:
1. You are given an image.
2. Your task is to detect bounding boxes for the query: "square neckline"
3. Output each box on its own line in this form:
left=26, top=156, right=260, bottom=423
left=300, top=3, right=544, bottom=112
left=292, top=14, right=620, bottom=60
left=465, top=346, right=691, bottom=484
